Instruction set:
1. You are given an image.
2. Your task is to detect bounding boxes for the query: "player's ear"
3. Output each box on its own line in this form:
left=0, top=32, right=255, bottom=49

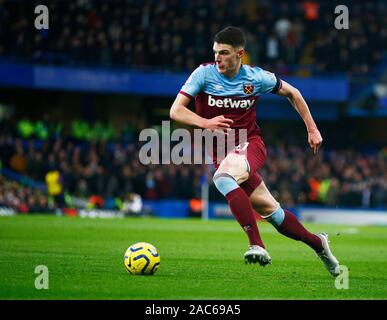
left=237, top=48, right=245, bottom=59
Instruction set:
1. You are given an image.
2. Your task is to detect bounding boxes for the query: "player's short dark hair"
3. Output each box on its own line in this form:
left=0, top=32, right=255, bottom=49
left=214, top=26, right=246, bottom=48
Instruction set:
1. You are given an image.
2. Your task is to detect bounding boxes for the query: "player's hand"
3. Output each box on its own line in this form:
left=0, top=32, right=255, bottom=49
left=203, top=116, right=233, bottom=135
left=308, top=128, right=323, bottom=155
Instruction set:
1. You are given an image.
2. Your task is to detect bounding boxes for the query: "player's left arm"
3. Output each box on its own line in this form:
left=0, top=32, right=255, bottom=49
left=277, top=80, right=323, bottom=155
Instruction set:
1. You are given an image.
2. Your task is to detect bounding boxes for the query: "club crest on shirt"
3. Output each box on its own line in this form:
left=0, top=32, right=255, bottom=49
left=243, top=83, right=254, bottom=95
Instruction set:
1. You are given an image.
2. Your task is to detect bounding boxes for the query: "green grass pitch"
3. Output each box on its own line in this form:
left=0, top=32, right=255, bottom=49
left=1, top=215, right=387, bottom=299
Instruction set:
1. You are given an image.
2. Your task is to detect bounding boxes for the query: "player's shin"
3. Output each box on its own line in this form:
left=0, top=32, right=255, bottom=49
left=213, top=174, right=265, bottom=248
left=264, top=207, right=323, bottom=252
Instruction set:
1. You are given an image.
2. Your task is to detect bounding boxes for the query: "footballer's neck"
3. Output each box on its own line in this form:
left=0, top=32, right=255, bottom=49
left=224, top=62, right=242, bottom=79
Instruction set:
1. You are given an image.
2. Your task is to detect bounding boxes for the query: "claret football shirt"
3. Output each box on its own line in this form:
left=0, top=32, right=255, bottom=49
left=180, top=63, right=282, bottom=139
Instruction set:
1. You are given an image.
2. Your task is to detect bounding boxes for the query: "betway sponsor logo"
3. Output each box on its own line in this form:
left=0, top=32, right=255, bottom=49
left=208, top=95, right=254, bottom=109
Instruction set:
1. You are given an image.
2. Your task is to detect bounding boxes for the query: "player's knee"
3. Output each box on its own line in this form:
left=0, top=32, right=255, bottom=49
left=262, top=205, right=285, bottom=228
left=257, top=201, right=280, bottom=216
left=215, top=153, right=249, bottom=184
left=213, top=173, right=239, bottom=197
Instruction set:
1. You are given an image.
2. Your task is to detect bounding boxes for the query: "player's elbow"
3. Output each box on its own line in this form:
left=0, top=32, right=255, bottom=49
left=169, top=109, right=175, bottom=120
left=289, top=87, right=301, bottom=99
left=169, top=106, right=178, bottom=121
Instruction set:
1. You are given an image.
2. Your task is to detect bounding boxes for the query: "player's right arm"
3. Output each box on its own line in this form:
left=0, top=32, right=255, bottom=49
left=170, top=94, right=233, bottom=130
left=170, top=65, right=233, bottom=131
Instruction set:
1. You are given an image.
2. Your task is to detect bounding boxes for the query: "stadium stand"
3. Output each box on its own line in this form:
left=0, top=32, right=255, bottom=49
left=1, top=117, right=386, bottom=213
left=0, top=1, right=386, bottom=215
left=0, top=0, right=386, bottom=76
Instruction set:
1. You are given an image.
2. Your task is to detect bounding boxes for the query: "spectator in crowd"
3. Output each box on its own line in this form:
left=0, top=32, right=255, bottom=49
left=10, top=141, right=27, bottom=174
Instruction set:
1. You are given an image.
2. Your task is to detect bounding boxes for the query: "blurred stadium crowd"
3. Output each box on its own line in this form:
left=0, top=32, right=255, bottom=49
left=1, top=119, right=386, bottom=213
left=1, top=0, right=386, bottom=75
left=0, top=0, right=386, bottom=215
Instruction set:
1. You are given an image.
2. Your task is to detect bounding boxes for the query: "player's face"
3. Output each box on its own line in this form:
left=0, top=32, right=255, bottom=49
left=213, top=42, right=243, bottom=77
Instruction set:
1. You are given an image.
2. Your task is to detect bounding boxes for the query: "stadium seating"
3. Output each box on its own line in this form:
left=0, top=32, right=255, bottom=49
left=0, top=1, right=386, bottom=213
left=0, top=0, right=386, bottom=75
left=1, top=118, right=386, bottom=213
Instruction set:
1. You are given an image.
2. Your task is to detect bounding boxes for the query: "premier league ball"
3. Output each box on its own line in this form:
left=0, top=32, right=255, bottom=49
left=124, top=242, right=160, bottom=275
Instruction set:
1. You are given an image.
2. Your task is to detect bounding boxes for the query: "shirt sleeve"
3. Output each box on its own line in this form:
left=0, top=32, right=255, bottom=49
left=180, top=65, right=205, bottom=98
left=258, top=69, right=282, bottom=94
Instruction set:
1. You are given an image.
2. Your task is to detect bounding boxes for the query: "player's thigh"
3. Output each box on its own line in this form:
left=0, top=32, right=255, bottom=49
left=214, top=137, right=266, bottom=184
left=214, top=152, right=249, bottom=184
left=244, top=136, right=267, bottom=174
left=249, top=180, right=279, bottom=217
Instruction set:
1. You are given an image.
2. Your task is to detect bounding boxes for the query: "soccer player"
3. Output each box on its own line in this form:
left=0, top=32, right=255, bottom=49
left=170, top=26, right=340, bottom=277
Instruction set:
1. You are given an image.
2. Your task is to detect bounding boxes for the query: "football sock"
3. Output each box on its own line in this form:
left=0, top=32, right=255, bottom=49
left=214, top=174, right=265, bottom=248
left=265, top=207, right=323, bottom=253
left=225, top=188, right=265, bottom=248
